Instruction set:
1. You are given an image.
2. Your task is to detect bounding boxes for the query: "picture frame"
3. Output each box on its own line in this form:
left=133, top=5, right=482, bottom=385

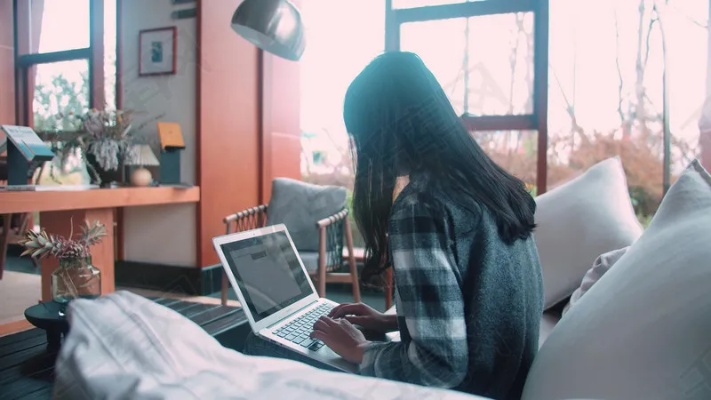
left=139, top=27, right=177, bottom=76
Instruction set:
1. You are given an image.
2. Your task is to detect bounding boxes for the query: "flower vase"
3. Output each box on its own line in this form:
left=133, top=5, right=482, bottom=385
left=85, top=151, right=125, bottom=187
left=52, top=257, right=101, bottom=316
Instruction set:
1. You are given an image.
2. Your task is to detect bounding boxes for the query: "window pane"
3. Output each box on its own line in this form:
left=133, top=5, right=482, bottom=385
left=393, top=0, right=493, bottom=9
left=547, top=0, right=708, bottom=226
left=472, top=130, right=538, bottom=192
left=400, top=12, right=534, bottom=117
left=32, top=0, right=90, bottom=53
left=300, top=0, right=385, bottom=248
left=32, top=59, right=90, bottom=132
left=300, top=0, right=384, bottom=186
left=104, top=0, right=117, bottom=110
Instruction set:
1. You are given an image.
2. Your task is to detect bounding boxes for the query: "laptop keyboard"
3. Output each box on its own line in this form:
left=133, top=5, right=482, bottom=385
left=272, top=303, right=333, bottom=351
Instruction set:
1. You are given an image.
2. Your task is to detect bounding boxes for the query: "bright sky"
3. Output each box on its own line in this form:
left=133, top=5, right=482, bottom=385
left=299, top=0, right=386, bottom=146
left=33, top=0, right=116, bottom=116
left=36, top=0, right=90, bottom=53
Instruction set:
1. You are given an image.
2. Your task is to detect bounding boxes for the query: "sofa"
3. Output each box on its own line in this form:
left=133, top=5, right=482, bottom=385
left=53, top=157, right=711, bottom=399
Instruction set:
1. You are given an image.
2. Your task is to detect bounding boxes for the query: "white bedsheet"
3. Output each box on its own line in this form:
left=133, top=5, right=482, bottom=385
left=53, top=291, right=487, bottom=400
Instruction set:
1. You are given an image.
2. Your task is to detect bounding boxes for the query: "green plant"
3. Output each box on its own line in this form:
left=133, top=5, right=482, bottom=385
left=41, top=109, right=161, bottom=185
left=33, top=72, right=89, bottom=133
left=19, top=220, right=106, bottom=260
left=636, top=213, right=653, bottom=228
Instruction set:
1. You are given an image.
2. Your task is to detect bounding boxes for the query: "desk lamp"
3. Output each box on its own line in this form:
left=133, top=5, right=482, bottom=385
left=231, top=0, right=305, bottom=61
left=125, top=145, right=159, bottom=187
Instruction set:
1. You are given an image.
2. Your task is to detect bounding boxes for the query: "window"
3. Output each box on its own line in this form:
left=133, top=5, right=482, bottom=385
left=32, top=60, right=90, bottom=132
left=15, top=0, right=118, bottom=184
left=471, top=130, right=538, bottom=190
left=547, top=0, right=709, bottom=223
left=30, top=0, right=91, bottom=54
left=300, top=0, right=386, bottom=246
left=389, top=0, right=709, bottom=224
left=299, top=0, right=385, bottom=187
left=389, top=0, right=547, bottom=192
left=104, top=0, right=117, bottom=111
left=400, top=12, right=534, bottom=117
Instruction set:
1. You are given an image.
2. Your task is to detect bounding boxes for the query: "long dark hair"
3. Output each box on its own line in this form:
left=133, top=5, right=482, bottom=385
left=343, top=51, right=536, bottom=282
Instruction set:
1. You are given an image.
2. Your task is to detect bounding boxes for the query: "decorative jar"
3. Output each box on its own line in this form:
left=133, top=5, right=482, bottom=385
left=52, top=256, right=101, bottom=305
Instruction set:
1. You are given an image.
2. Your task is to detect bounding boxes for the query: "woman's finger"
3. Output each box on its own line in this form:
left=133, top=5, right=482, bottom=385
left=344, top=315, right=365, bottom=325
left=320, top=316, right=338, bottom=327
left=338, top=318, right=355, bottom=328
left=330, top=304, right=363, bottom=318
left=328, top=304, right=349, bottom=318
left=310, top=330, right=328, bottom=342
left=313, top=319, right=330, bottom=332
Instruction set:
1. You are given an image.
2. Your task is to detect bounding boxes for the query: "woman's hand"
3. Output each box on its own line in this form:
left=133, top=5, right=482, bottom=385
left=311, top=316, right=369, bottom=364
left=328, top=303, right=397, bottom=333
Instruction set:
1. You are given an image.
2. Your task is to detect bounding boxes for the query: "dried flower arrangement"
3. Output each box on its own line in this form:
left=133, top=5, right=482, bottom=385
left=42, top=109, right=160, bottom=185
left=19, top=220, right=107, bottom=260
left=82, top=109, right=136, bottom=171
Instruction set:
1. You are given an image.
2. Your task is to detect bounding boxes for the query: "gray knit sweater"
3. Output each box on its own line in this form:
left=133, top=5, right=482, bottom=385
left=359, top=176, right=544, bottom=400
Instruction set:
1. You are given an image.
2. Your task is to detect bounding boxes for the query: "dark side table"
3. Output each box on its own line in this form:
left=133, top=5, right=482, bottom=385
left=24, top=302, right=70, bottom=352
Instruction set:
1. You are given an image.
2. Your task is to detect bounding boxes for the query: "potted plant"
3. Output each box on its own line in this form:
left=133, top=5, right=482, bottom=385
left=38, top=108, right=162, bottom=187
left=80, top=109, right=138, bottom=186
left=19, top=220, right=106, bottom=315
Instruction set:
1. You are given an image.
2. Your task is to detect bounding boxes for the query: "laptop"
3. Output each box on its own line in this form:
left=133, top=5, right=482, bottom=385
left=212, top=224, right=358, bottom=373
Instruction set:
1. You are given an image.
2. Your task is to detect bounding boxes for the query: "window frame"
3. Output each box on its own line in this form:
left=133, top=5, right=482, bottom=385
left=13, top=0, right=112, bottom=129
left=385, top=0, right=550, bottom=193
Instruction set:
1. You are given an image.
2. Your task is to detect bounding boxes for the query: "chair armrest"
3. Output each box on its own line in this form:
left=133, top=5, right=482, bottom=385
left=223, top=204, right=268, bottom=234
left=223, top=204, right=268, bottom=224
left=316, top=209, right=349, bottom=229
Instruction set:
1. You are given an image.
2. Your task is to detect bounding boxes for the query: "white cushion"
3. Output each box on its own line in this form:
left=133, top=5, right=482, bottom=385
left=54, top=291, right=488, bottom=400
left=534, top=157, right=643, bottom=309
left=522, top=160, right=711, bottom=400
left=538, top=312, right=561, bottom=349
left=562, top=246, right=629, bottom=316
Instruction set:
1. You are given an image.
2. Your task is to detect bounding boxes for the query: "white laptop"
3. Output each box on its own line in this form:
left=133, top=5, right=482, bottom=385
left=212, top=224, right=358, bottom=373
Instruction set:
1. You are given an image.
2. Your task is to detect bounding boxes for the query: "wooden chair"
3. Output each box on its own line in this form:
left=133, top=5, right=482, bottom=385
left=221, top=204, right=361, bottom=306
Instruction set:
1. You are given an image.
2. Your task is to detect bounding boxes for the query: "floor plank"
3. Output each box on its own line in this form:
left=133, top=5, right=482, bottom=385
left=0, top=320, right=33, bottom=338
left=0, top=329, right=45, bottom=356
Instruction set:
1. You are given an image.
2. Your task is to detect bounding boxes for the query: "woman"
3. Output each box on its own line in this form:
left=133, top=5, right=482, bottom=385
left=244, top=51, right=543, bottom=399
left=311, top=52, right=543, bottom=399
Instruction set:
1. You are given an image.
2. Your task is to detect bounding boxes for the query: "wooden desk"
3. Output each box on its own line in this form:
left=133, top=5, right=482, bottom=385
left=0, top=186, right=200, bottom=301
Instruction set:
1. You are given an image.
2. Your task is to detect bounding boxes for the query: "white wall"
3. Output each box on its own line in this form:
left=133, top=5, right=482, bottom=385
left=120, top=0, right=197, bottom=266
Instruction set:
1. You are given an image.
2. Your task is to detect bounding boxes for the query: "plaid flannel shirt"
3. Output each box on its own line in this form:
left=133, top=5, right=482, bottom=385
left=358, top=178, right=543, bottom=399
left=359, top=189, right=468, bottom=388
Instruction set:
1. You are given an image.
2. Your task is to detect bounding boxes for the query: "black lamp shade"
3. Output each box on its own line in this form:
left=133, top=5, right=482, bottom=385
left=231, top=0, right=305, bottom=61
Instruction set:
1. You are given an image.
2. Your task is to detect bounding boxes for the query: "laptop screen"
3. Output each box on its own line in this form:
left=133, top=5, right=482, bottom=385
left=220, top=230, right=313, bottom=322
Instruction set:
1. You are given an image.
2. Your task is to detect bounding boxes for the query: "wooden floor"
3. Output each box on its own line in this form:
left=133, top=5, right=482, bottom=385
left=0, top=297, right=247, bottom=400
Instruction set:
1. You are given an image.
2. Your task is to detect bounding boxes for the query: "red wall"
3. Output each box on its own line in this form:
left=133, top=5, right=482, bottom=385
left=0, top=0, right=15, bottom=125
left=197, top=0, right=301, bottom=266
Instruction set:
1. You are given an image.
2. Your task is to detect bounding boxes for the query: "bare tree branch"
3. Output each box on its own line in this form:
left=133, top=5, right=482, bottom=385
left=643, top=17, right=658, bottom=70
left=667, top=1, right=708, bottom=29
left=614, top=6, right=629, bottom=134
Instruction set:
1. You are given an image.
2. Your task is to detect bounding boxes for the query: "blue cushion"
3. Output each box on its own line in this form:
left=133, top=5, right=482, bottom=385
left=266, top=178, right=347, bottom=252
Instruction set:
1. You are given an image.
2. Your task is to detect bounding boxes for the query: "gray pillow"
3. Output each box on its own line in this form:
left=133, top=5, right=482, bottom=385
left=561, top=246, right=630, bottom=316
left=266, top=178, right=347, bottom=252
